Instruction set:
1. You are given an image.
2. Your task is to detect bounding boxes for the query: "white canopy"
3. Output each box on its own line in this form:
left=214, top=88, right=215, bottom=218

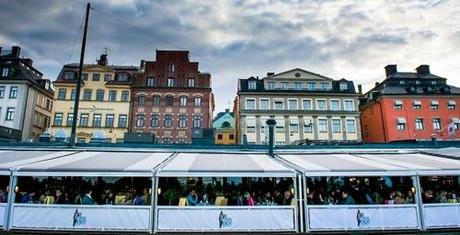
left=13, top=151, right=173, bottom=177
left=422, top=148, right=460, bottom=160
left=0, top=150, right=74, bottom=175
left=156, top=153, right=295, bottom=177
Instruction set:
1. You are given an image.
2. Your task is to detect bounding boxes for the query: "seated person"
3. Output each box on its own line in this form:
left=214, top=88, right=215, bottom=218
left=187, top=189, right=199, bottom=206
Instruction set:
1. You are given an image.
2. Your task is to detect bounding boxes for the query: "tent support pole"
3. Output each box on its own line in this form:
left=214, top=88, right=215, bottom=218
left=5, top=173, right=17, bottom=231
left=149, top=176, right=155, bottom=234
left=303, top=172, right=309, bottom=232
left=414, top=175, right=425, bottom=230
left=296, top=174, right=304, bottom=233
left=153, top=176, right=159, bottom=233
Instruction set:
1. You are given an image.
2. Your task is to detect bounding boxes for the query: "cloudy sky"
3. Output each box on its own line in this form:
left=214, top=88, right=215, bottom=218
left=1, top=0, right=459, bottom=112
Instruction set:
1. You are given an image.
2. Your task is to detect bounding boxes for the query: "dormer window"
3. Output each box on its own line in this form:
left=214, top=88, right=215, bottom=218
left=339, top=82, right=348, bottom=91
left=167, top=78, right=175, bottom=87
left=117, top=74, right=128, bottom=82
left=248, top=81, right=256, bottom=90
left=431, top=80, right=437, bottom=85
left=170, top=63, right=175, bottom=72
left=1, top=68, right=9, bottom=77
left=146, top=77, right=155, bottom=87
left=399, top=80, right=405, bottom=85
left=64, top=71, right=75, bottom=80
left=188, top=78, right=195, bottom=87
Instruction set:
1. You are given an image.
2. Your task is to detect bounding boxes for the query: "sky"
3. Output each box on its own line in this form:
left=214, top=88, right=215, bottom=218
left=1, top=0, right=459, bottom=113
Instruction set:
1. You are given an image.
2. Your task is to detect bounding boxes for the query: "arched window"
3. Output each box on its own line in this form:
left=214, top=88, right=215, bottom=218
left=221, top=121, right=231, bottom=128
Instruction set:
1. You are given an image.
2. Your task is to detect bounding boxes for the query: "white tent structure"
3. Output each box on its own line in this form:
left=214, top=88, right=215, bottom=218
left=0, top=150, right=75, bottom=230
left=154, top=153, right=299, bottom=232
left=278, top=152, right=460, bottom=232
left=7, top=151, right=173, bottom=232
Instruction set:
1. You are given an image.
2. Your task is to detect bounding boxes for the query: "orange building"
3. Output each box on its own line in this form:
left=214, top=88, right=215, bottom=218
left=360, top=65, right=460, bottom=143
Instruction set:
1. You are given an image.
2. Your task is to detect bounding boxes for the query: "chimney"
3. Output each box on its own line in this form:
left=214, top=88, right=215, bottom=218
left=358, top=84, right=362, bottom=94
left=24, top=58, right=33, bottom=67
left=416, top=65, right=430, bottom=75
left=225, top=108, right=229, bottom=113
left=384, top=64, right=397, bottom=77
left=375, top=82, right=380, bottom=87
left=140, top=60, right=145, bottom=70
left=12, top=46, right=21, bottom=58
left=267, top=72, right=275, bottom=77
left=97, top=54, right=108, bottom=66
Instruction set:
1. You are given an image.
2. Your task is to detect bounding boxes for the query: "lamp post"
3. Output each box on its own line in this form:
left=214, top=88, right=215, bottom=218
left=266, top=119, right=276, bottom=157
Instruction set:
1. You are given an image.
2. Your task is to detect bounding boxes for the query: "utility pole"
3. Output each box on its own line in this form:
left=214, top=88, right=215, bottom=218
left=69, top=2, right=90, bottom=147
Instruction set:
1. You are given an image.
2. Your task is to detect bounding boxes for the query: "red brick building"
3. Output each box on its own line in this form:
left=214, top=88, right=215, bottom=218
left=130, top=50, right=214, bottom=144
left=360, top=65, right=460, bottom=143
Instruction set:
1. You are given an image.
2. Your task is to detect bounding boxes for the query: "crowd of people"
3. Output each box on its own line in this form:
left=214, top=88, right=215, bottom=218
left=421, top=176, right=460, bottom=204
left=306, top=176, right=416, bottom=205
left=11, top=176, right=152, bottom=206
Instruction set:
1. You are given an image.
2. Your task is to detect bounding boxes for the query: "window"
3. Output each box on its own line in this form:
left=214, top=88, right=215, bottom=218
left=70, top=89, right=77, bottom=100
left=188, top=78, right=195, bottom=87
left=302, top=100, right=312, bottom=110
left=330, top=100, right=340, bottom=111
left=431, top=100, right=439, bottom=110
left=193, top=115, right=202, bottom=128
left=317, top=100, right=326, bottom=110
left=166, top=95, right=173, bottom=106
left=167, top=78, right=174, bottom=87
left=431, top=80, right=437, bottom=85
left=153, top=95, right=160, bottom=106
left=320, top=82, right=329, bottom=91
left=178, top=115, right=187, bottom=128
left=150, top=114, right=159, bottom=127
left=53, top=113, right=63, bottom=126
left=289, top=120, right=299, bottom=133
left=57, top=88, right=66, bottom=100
left=248, top=81, right=256, bottom=90
left=66, top=113, right=74, bottom=126
left=246, top=119, right=255, bottom=133
left=0, top=86, right=4, bottom=98
left=136, top=114, right=145, bottom=127
left=217, top=134, right=223, bottom=140
left=104, top=74, right=112, bottom=81
left=64, top=71, right=74, bottom=80
left=294, top=82, right=302, bottom=90
left=121, top=91, right=129, bottom=102
left=5, top=108, right=14, bottom=121
left=118, top=115, right=127, bottom=128
left=170, top=63, right=175, bottom=72
left=267, top=82, right=275, bottom=90
left=307, top=82, right=316, bottom=91
left=1, top=68, right=9, bottom=77
left=397, top=118, right=406, bottom=130
left=260, top=99, right=269, bottom=110
left=194, top=97, right=202, bottom=107
left=344, top=100, right=354, bottom=111
left=394, top=100, right=403, bottom=109
left=274, top=100, right=284, bottom=110
left=318, top=119, right=328, bottom=133
left=9, top=86, right=18, bottom=98
left=117, top=74, right=128, bottom=82
left=433, top=118, right=441, bottom=130
left=146, top=77, right=155, bottom=87
left=304, top=119, right=313, bottom=133
left=346, top=119, right=356, bottom=133
left=229, top=134, right=235, bottom=140
left=399, top=80, right=405, bottom=85
left=108, top=90, right=117, bottom=101
left=246, top=99, right=255, bottom=109
left=339, top=82, right=348, bottom=91
left=288, top=99, right=298, bottom=110
left=332, top=119, right=341, bottom=133
left=180, top=96, right=187, bottom=106
left=96, top=89, right=104, bottom=101
left=276, top=120, right=284, bottom=133
left=83, top=89, right=92, bottom=100
left=415, top=118, right=424, bottom=130
left=448, top=101, right=456, bottom=110
left=164, top=115, right=173, bottom=128
left=282, top=82, right=289, bottom=90
left=81, top=73, right=88, bottom=80
left=413, top=101, right=422, bottom=109
left=92, top=73, right=100, bottom=81
left=92, top=114, right=102, bottom=127
left=138, top=95, right=145, bottom=106
left=105, top=114, right=114, bottom=127
left=79, top=114, right=89, bottom=127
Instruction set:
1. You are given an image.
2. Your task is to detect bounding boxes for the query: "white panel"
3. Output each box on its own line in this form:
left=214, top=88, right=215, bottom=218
left=0, top=203, right=5, bottom=227
left=424, top=204, right=460, bottom=228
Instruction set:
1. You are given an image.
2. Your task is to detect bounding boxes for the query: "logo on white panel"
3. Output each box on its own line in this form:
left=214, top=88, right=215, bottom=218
left=356, top=209, right=370, bottom=227
left=73, top=209, right=87, bottom=226
left=219, top=211, right=233, bottom=228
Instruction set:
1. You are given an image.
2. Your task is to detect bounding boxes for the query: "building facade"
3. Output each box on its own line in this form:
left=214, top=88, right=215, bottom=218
left=0, top=46, right=54, bottom=141
left=360, top=65, right=460, bottom=143
left=235, top=68, right=361, bottom=145
left=130, top=50, right=214, bottom=144
left=213, top=109, right=236, bottom=145
left=49, top=54, right=138, bottom=143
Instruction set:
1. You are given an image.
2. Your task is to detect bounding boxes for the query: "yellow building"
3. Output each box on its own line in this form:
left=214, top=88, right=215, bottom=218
left=213, top=109, right=236, bottom=145
left=49, top=54, right=138, bottom=143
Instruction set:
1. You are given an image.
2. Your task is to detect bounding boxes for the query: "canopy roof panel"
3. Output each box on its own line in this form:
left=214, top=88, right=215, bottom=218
left=278, top=154, right=408, bottom=176
left=422, top=148, right=460, bottom=159
left=157, top=153, right=294, bottom=177
left=0, top=150, right=74, bottom=172
left=15, top=151, right=173, bottom=175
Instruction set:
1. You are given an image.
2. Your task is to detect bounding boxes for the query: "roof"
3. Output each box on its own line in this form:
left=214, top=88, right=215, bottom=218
left=388, top=72, right=445, bottom=80
left=422, top=147, right=460, bottom=159
left=157, top=153, right=295, bottom=177
left=64, top=63, right=139, bottom=71
left=14, top=151, right=173, bottom=176
left=263, top=68, right=334, bottom=80
left=0, top=150, right=74, bottom=173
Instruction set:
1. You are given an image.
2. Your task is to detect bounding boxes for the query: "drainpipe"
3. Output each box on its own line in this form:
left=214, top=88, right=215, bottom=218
left=266, top=119, right=276, bottom=157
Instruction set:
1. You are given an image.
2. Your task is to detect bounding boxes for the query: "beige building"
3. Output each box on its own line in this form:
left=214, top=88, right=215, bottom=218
left=235, top=68, right=361, bottom=145
left=50, top=54, right=138, bottom=143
